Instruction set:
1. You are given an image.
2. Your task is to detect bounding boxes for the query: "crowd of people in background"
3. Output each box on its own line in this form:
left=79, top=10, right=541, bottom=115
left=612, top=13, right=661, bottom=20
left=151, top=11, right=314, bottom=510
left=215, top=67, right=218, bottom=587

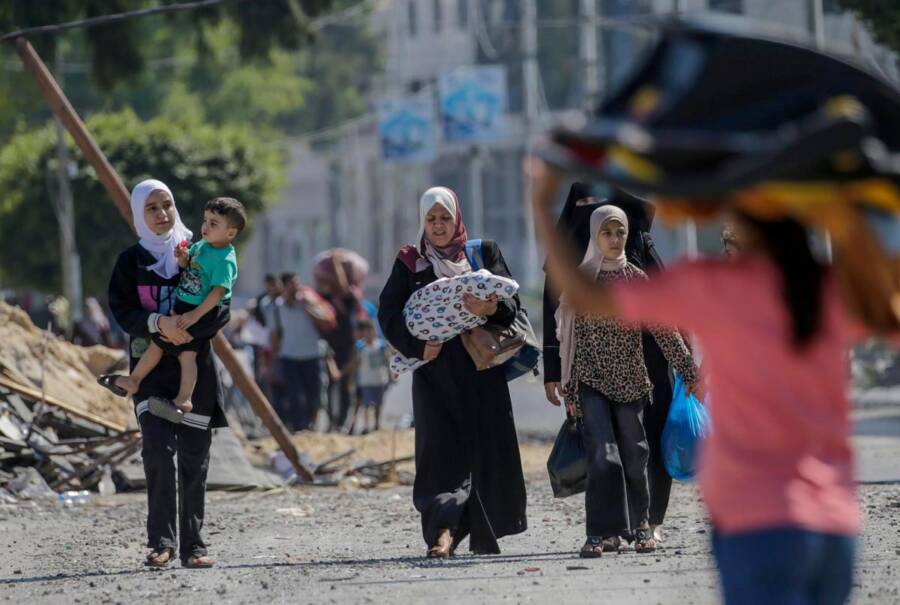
left=229, top=259, right=393, bottom=435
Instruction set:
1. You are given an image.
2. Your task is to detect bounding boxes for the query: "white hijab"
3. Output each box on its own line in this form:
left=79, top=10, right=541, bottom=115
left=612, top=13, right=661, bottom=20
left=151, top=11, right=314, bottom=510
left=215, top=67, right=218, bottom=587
left=416, top=187, right=471, bottom=279
left=556, top=205, right=630, bottom=388
left=580, top=205, right=629, bottom=275
left=130, top=179, right=193, bottom=279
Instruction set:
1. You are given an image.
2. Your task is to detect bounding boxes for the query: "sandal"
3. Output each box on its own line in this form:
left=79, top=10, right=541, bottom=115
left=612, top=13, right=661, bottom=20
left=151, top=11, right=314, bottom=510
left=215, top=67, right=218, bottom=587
left=182, top=554, right=215, bottom=569
left=97, top=374, right=129, bottom=397
left=427, top=529, right=454, bottom=558
left=579, top=537, right=603, bottom=558
left=634, top=527, right=657, bottom=553
left=145, top=547, right=174, bottom=568
left=149, top=396, right=184, bottom=425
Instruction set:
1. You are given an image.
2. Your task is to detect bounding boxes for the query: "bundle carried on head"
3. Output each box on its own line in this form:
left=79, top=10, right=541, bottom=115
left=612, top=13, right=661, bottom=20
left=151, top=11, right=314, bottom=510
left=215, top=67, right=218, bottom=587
left=540, top=16, right=900, bottom=334
left=312, top=248, right=370, bottom=298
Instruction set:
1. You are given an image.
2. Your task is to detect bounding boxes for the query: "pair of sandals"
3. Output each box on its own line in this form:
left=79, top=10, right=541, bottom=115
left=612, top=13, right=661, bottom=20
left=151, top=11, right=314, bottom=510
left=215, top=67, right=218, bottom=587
left=97, top=375, right=185, bottom=425
left=580, top=528, right=658, bottom=558
left=145, top=547, right=214, bottom=569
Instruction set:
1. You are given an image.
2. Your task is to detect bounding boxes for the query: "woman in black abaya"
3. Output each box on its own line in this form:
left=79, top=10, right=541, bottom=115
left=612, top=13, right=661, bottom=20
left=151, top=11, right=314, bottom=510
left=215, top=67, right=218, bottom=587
left=543, top=183, right=675, bottom=542
left=378, top=186, right=527, bottom=557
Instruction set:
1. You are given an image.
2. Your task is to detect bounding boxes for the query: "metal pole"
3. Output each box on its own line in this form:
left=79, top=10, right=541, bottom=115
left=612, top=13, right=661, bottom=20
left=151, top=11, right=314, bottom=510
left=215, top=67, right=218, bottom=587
left=808, top=0, right=833, bottom=261
left=809, top=0, right=825, bottom=49
left=12, top=36, right=313, bottom=482
left=580, top=0, right=599, bottom=110
left=52, top=44, right=83, bottom=329
left=522, top=0, right=540, bottom=288
left=469, top=147, right=485, bottom=236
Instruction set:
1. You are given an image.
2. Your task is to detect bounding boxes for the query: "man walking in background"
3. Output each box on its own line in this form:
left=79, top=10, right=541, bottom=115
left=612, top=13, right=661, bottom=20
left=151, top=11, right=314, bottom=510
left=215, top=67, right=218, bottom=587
left=268, top=273, right=336, bottom=432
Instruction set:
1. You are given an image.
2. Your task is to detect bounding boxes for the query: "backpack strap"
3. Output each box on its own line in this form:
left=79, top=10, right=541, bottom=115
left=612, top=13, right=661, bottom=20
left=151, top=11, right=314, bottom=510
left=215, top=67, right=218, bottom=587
left=465, top=239, right=485, bottom=271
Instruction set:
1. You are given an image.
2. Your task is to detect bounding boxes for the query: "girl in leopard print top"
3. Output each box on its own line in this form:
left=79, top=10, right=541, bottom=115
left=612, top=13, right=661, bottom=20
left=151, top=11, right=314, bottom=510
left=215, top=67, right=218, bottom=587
left=556, top=205, right=699, bottom=557
left=565, top=263, right=698, bottom=407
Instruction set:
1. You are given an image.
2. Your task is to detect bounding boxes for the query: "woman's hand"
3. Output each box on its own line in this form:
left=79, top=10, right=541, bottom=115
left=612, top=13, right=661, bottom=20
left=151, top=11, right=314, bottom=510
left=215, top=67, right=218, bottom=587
left=158, top=315, right=192, bottom=345
left=423, top=342, right=442, bottom=361
left=463, top=293, right=498, bottom=317
left=176, top=310, right=201, bottom=330
left=544, top=382, right=562, bottom=406
left=686, top=381, right=704, bottom=401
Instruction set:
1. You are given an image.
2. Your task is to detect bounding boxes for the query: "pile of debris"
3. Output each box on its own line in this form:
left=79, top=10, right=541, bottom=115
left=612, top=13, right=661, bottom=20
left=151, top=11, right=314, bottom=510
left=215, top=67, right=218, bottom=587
left=0, top=301, right=138, bottom=502
left=248, top=430, right=416, bottom=489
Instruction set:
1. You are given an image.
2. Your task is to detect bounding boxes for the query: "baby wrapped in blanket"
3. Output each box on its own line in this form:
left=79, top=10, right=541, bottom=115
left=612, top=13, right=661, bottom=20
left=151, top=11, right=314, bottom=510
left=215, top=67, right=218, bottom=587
left=390, top=269, right=519, bottom=375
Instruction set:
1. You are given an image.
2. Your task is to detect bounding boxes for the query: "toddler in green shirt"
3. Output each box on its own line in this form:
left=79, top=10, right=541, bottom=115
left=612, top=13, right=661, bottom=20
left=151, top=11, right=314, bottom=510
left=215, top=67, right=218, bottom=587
left=112, top=197, right=245, bottom=416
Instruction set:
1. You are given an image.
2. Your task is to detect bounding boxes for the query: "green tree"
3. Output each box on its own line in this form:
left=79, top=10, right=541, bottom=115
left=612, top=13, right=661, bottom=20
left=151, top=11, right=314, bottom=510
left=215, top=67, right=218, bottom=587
left=0, top=0, right=334, bottom=89
left=837, top=1, right=900, bottom=52
left=0, top=110, right=283, bottom=297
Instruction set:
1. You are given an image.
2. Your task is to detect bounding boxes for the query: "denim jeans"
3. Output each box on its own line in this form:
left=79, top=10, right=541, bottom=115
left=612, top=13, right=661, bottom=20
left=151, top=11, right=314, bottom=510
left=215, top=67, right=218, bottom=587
left=713, top=527, right=856, bottom=605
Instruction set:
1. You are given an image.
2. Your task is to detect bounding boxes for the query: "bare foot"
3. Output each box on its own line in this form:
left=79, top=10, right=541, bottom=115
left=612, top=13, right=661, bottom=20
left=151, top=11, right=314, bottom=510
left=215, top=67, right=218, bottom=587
left=427, top=529, right=454, bottom=558
left=115, top=376, right=139, bottom=395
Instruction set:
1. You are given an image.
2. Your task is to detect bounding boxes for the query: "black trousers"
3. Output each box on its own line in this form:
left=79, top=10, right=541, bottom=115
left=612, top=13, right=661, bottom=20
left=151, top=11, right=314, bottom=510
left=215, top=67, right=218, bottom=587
left=642, top=332, right=674, bottom=527
left=329, top=373, right=354, bottom=431
left=580, top=384, right=650, bottom=538
left=140, top=412, right=212, bottom=561
left=277, top=357, right=321, bottom=431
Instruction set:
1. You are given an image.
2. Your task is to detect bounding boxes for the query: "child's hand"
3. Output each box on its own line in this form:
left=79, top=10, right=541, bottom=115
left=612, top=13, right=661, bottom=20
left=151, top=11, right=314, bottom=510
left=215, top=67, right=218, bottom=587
left=177, top=310, right=200, bottom=330
left=175, top=240, right=190, bottom=268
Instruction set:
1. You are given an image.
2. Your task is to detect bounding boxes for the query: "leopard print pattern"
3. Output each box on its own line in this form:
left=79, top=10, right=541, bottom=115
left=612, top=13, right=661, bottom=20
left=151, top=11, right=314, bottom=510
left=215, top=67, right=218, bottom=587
left=562, top=264, right=698, bottom=411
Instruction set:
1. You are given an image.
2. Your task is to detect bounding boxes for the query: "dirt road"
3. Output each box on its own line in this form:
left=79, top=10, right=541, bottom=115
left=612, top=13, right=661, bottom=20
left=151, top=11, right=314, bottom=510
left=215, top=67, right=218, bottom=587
left=2, top=474, right=899, bottom=604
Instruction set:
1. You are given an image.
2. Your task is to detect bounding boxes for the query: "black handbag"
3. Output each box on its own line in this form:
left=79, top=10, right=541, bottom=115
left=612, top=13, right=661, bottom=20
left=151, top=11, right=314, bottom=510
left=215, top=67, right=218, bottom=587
left=547, top=416, right=588, bottom=498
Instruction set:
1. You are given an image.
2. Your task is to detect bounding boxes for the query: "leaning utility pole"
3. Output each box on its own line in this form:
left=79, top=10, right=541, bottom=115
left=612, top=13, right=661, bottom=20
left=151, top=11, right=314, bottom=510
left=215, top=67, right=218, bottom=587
left=12, top=36, right=313, bottom=483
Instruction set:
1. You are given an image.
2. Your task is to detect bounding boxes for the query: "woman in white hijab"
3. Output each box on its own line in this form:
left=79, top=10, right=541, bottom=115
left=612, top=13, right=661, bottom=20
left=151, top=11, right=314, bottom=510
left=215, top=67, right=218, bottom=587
left=105, top=179, right=229, bottom=569
left=554, top=205, right=699, bottom=558
left=378, top=186, right=528, bottom=558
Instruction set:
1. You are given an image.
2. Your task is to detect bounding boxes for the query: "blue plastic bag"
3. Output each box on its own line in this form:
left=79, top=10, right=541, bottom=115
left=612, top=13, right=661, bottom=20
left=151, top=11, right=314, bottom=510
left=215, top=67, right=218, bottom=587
left=662, top=374, right=711, bottom=481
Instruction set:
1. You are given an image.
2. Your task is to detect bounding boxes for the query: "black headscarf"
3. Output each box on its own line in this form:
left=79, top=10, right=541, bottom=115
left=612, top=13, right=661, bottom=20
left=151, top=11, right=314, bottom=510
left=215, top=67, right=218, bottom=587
left=550, top=182, right=598, bottom=266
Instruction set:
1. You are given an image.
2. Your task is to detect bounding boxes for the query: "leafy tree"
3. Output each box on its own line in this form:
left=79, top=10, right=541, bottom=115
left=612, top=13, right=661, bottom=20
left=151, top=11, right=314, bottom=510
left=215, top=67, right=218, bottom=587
left=837, top=1, right=900, bottom=53
left=0, top=0, right=379, bottom=138
left=0, top=110, right=283, bottom=297
left=0, top=0, right=334, bottom=89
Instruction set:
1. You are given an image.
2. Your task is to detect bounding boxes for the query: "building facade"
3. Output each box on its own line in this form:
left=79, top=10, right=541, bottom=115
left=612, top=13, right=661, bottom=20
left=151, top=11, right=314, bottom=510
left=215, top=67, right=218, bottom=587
left=237, top=0, right=899, bottom=298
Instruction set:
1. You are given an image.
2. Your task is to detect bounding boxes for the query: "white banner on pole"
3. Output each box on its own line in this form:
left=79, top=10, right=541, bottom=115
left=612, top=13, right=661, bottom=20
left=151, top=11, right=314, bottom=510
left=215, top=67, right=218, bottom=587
left=439, top=65, right=507, bottom=144
left=376, top=97, right=436, bottom=163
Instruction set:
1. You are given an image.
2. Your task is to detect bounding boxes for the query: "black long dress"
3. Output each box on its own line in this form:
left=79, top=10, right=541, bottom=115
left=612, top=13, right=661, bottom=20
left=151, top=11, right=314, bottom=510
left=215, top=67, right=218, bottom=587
left=378, top=240, right=528, bottom=554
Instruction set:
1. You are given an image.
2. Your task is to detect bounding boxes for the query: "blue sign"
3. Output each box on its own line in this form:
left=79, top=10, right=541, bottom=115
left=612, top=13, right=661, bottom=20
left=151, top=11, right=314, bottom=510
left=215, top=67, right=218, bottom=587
left=377, top=97, right=436, bottom=163
left=439, top=65, right=507, bottom=143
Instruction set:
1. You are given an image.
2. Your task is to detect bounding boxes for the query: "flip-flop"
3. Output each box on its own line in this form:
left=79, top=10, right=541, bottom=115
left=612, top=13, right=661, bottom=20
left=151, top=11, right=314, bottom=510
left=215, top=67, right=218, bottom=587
left=144, top=547, right=174, bottom=568
left=148, top=396, right=184, bottom=425
left=182, top=554, right=215, bottom=569
left=97, top=374, right=129, bottom=397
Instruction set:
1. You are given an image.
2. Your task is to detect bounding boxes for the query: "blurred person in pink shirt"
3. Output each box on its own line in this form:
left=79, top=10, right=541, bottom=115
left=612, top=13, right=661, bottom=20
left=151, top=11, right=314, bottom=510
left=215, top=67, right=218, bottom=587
left=532, top=163, right=898, bottom=605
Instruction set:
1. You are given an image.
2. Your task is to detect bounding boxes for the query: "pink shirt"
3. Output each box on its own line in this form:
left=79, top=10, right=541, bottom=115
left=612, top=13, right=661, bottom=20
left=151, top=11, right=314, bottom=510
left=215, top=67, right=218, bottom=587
left=614, top=257, right=859, bottom=536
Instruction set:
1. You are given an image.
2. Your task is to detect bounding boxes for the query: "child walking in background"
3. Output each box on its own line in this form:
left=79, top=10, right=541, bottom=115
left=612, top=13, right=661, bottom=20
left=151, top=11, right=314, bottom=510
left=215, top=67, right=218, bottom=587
left=353, top=319, right=391, bottom=433
left=102, top=197, right=245, bottom=418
